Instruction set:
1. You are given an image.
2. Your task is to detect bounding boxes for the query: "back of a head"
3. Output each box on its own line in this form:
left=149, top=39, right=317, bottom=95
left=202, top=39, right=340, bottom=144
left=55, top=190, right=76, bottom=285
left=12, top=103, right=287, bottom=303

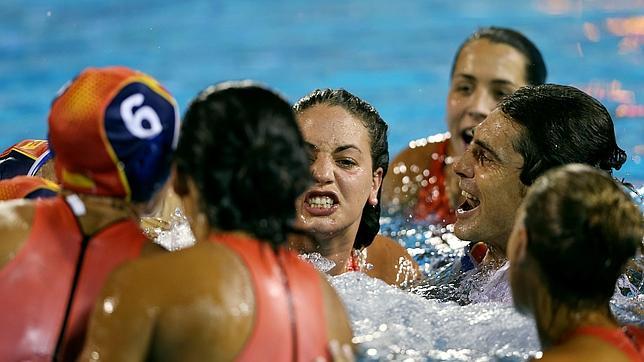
left=523, top=164, right=642, bottom=308
left=500, top=84, right=627, bottom=185
left=48, top=66, right=180, bottom=202
left=176, top=82, right=311, bottom=248
left=294, top=88, right=389, bottom=249
left=451, top=26, right=547, bottom=85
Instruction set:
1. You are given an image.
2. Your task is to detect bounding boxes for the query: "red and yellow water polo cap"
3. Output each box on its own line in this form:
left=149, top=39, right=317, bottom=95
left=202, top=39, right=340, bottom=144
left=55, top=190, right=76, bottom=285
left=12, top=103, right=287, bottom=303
left=48, top=66, right=179, bottom=202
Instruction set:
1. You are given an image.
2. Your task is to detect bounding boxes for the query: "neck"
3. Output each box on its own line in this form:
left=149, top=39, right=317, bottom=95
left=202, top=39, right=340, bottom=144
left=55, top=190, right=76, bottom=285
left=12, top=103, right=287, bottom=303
left=480, top=243, right=507, bottom=269
left=64, top=192, right=140, bottom=237
left=291, top=227, right=357, bottom=275
left=536, top=301, right=616, bottom=349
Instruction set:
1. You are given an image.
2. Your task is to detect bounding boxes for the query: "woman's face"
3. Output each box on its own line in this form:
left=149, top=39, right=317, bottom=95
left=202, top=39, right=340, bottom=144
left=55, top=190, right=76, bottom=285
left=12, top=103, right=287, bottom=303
left=447, top=38, right=529, bottom=157
left=295, top=104, right=382, bottom=241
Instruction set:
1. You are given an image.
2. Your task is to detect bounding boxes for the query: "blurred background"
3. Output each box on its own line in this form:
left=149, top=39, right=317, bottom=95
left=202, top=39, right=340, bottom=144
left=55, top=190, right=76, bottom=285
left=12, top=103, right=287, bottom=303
left=1, top=0, right=642, bottom=182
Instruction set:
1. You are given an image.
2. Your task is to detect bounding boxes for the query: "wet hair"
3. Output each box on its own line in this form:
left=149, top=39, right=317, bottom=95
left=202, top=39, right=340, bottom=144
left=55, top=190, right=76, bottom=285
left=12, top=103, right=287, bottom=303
left=175, top=82, right=312, bottom=248
left=294, top=89, right=389, bottom=249
left=500, top=84, right=627, bottom=185
left=450, top=27, right=547, bottom=85
left=522, top=164, right=642, bottom=308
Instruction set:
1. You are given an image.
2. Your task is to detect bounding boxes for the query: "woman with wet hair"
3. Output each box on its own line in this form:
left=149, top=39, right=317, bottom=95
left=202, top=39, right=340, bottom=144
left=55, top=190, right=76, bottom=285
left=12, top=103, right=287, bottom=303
left=291, top=88, right=418, bottom=287
left=507, top=164, right=643, bottom=361
left=81, top=82, right=353, bottom=360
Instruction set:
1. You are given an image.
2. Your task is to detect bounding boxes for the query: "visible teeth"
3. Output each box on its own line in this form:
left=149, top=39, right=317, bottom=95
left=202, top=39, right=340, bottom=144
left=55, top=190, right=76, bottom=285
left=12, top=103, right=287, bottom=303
left=461, top=190, right=479, bottom=201
left=308, top=196, right=335, bottom=208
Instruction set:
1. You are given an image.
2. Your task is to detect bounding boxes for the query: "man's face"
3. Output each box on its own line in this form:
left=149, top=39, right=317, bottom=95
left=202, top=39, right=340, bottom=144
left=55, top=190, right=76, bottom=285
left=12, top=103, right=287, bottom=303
left=453, top=109, right=526, bottom=251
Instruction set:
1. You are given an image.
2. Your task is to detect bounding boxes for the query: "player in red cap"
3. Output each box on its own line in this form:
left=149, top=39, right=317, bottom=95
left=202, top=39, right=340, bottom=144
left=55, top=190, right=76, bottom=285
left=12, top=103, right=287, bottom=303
left=0, top=66, right=179, bottom=361
left=0, top=139, right=59, bottom=200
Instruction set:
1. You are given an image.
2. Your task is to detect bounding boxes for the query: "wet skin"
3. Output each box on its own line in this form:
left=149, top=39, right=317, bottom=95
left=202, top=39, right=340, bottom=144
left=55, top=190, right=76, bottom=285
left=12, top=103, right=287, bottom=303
left=453, top=109, right=526, bottom=255
left=383, top=38, right=529, bottom=211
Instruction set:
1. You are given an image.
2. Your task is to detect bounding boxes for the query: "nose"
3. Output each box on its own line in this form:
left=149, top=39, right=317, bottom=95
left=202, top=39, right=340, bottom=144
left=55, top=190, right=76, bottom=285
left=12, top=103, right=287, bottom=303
left=453, top=147, right=474, bottom=180
left=311, top=154, right=334, bottom=185
left=467, top=88, right=495, bottom=125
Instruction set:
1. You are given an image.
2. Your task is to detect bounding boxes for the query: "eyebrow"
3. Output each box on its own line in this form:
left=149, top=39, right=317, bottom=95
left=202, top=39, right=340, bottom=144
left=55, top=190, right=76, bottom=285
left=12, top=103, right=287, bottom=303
left=304, top=143, right=362, bottom=154
left=473, top=139, right=502, bottom=162
left=454, top=73, right=518, bottom=87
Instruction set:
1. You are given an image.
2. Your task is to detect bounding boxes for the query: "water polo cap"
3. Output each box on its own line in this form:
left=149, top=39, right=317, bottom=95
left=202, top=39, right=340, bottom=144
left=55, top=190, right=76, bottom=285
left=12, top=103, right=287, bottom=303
left=0, top=139, right=52, bottom=179
left=48, top=66, right=179, bottom=202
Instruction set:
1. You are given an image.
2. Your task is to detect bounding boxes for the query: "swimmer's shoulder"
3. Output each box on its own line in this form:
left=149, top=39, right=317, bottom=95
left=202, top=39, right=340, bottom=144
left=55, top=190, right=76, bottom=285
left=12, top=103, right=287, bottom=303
left=0, top=198, right=37, bottom=268
left=383, top=133, right=450, bottom=206
left=365, top=235, right=420, bottom=287
left=93, top=241, right=255, bottom=359
left=390, top=132, right=450, bottom=169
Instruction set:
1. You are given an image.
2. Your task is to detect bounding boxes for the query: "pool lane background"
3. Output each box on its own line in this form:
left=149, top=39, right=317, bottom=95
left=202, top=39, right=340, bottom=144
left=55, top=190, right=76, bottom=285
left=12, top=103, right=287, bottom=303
left=1, top=0, right=642, bottom=183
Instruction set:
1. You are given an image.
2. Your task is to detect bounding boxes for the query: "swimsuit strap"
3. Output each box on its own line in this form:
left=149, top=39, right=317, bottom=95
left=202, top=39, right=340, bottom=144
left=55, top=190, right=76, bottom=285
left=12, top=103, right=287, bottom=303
left=568, top=325, right=643, bottom=361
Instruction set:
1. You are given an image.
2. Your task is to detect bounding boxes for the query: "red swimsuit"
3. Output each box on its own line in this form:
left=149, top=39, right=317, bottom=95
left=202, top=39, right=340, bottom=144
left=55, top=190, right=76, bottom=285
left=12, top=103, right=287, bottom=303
left=414, top=138, right=456, bottom=225
left=0, top=196, right=148, bottom=361
left=566, top=325, right=644, bottom=361
left=211, top=233, right=330, bottom=361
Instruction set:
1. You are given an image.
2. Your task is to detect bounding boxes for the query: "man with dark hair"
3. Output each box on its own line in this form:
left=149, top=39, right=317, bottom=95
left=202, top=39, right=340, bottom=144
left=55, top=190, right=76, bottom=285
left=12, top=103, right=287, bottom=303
left=454, top=84, right=627, bottom=266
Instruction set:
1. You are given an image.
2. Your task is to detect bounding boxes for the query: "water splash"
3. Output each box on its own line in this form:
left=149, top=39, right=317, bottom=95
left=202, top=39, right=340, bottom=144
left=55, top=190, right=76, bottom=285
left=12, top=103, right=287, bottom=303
left=150, top=208, right=196, bottom=251
left=330, top=272, right=540, bottom=361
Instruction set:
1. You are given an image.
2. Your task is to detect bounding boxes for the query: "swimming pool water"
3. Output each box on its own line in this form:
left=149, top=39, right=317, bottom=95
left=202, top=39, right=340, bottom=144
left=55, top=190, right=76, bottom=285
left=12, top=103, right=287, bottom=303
left=1, top=0, right=642, bottom=183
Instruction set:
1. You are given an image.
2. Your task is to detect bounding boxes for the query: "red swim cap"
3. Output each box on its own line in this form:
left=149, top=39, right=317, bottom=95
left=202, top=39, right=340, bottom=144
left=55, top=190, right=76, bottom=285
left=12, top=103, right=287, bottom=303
left=48, top=66, right=179, bottom=202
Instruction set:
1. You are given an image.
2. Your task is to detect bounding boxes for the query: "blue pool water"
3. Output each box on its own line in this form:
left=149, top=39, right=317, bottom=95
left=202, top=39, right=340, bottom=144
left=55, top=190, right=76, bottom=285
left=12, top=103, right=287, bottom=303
left=1, top=0, right=642, bottom=183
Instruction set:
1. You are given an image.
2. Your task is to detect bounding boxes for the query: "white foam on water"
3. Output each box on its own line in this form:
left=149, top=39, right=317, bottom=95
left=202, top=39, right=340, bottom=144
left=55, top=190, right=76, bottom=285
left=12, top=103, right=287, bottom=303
left=330, top=272, right=540, bottom=361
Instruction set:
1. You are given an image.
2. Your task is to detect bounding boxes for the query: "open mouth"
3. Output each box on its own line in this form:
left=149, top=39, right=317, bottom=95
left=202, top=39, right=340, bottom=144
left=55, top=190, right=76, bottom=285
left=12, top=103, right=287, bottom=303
left=456, top=190, right=480, bottom=214
left=304, top=191, right=339, bottom=216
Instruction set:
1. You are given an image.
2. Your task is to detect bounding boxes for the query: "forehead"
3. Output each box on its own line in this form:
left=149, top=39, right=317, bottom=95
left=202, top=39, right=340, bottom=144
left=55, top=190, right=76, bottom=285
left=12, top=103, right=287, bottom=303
left=297, top=105, right=370, bottom=149
left=475, top=109, right=524, bottom=163
left=453, top=39, right=528, bottom=84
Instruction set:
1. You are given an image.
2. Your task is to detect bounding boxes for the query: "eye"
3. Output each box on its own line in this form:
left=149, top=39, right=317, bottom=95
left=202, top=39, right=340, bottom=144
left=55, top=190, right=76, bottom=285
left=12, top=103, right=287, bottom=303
left=453, top=82, right=474, bottom=95
left=493, top=87, right=513, bottom=101
left=474, top=148, right=491, bottom=166
left=337, top=158, right=357, bottom=169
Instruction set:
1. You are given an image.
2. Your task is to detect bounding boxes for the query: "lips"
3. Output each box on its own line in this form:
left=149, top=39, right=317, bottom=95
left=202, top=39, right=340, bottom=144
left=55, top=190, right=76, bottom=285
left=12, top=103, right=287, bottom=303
left=456, top=189, right=480, bottom=217
left=303, top=191, right=339, bottom=216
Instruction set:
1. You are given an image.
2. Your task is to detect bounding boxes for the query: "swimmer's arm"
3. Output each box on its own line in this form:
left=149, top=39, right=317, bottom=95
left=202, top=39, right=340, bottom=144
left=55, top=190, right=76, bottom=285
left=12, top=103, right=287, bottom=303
left=381, top=144, right=436, bottom=210
left=79, top=266, right=156, bottom=362
left=365, top=235, right=420, bottom=288
left=0, top=199, right=35, bottom=268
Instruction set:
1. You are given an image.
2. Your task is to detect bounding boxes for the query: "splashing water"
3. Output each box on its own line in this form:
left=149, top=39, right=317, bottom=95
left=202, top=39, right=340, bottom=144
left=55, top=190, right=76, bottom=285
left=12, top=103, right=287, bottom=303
left=330, top=272, right=540, bottom=361
left=150, top=208, right=196, bottom=251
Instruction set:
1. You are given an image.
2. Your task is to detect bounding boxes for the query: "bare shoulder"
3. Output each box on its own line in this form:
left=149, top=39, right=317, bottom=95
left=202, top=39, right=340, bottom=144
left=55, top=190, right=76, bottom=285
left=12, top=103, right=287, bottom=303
left=0, top=199, right=36, bottom=268
left=364, top=235, right=419, bottom=287
left=83, top=242, right=255, bottom=360
left=382, top=135, right=447, bottom=208
left=318, top=272, right=353, bottom=346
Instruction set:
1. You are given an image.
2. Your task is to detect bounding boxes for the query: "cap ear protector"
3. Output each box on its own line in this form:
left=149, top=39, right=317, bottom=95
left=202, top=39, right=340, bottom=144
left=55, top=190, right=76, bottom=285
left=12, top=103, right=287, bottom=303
left=48, top=66, right=179, bottom=202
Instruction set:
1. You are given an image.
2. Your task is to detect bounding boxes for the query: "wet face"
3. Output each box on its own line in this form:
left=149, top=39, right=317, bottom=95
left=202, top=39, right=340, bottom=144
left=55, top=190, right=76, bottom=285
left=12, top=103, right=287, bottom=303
left=453, top=109, right=526, bottom=251
left=295, top=105, right=382, bottom=241
left=447, top=39, right=528, bottom=157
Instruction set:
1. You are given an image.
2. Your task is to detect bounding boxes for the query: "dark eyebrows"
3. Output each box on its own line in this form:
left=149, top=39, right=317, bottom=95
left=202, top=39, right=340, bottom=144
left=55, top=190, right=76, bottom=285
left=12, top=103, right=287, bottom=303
left=453, top=73, right=518, bottom=87
left=303, top=142, right=362, bottom=154
left=473, top=139, right=501, bottom=162
left=335, top=145, right=361, bottom=154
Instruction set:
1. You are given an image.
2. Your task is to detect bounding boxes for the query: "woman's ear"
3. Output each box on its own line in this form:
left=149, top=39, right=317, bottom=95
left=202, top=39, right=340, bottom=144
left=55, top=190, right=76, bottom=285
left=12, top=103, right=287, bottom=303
left=508, top=226, right=528, bottom=263
left=368, top=167, right=384, bottom=206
